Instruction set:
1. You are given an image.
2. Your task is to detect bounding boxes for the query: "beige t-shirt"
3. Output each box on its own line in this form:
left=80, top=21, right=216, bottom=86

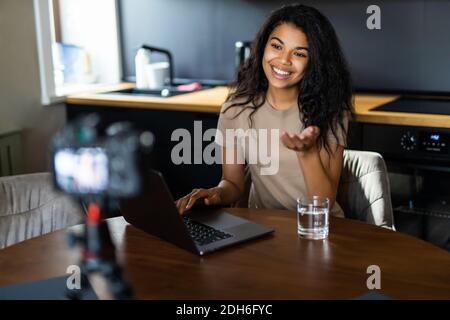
left=215, top=98, right=348, bottom=217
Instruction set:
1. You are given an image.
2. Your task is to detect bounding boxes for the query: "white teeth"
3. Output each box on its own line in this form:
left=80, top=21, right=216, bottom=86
left=272, top=66, right=291, bottom=76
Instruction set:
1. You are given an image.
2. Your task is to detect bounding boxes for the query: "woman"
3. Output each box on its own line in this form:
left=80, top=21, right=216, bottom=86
left=176, top=4, right=353, bottom=216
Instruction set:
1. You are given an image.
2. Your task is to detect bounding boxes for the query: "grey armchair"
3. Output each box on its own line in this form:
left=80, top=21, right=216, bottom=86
left=0, top=173, right=85, bottom=249
left=337, top=150, right=395, bottom=230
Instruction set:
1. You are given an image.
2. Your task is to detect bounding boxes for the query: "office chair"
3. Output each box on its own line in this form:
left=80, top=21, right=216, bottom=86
left=0, top=173, right=85, bottom=249
left=233, top=150, right=395, bottom=230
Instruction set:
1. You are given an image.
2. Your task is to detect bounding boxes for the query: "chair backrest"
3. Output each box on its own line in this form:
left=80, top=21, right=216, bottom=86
left=337, top=150, right=395, bottom=230
left=0, top=173, right=85, bottom=249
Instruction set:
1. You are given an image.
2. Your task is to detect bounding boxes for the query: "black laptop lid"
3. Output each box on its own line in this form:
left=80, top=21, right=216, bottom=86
left=121, top=169, right=198, bottom=254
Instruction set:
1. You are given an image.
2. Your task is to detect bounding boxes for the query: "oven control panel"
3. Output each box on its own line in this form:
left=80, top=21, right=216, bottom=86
left=418, top=132, right=449, bottom=154
left=362, top=124, right=450, bottom=160
left=400, top=131, right=416, bottom=151
left=398, top=130, right=449, bottom=154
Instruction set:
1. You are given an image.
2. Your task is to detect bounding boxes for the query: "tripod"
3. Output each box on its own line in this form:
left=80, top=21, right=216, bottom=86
left=66, top=201, right=134, bottom=300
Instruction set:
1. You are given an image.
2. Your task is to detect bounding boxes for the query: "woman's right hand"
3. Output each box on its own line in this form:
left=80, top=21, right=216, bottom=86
left=175, top=187, right=223, bottom=215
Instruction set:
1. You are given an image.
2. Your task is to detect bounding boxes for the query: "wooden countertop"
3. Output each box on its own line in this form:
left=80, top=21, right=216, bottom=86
left=66, top=83, right=227, bottom=113
left=66, top=83, right=450, bottom=128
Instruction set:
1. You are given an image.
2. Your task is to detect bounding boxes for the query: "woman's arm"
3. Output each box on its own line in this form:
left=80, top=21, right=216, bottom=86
left=296, top=143, right=344, bottom=209
left=280, top=126, right=344, bottom=209
left=176, top=147, right=246, bottom=214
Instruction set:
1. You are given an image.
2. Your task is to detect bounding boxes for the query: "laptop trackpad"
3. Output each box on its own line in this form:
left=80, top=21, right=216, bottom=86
left=188, top=210, right=247, bottom=229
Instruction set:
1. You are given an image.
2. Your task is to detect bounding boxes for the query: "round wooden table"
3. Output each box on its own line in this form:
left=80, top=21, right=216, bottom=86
left=0, top=208, right=449, bottom=299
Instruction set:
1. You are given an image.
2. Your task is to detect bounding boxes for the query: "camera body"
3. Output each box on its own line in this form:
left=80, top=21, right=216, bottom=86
left=49, top=114, right=154, bottom=198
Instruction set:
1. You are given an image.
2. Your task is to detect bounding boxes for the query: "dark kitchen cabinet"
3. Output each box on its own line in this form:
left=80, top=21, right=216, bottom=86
left=66, top=104, right=222, bottom=199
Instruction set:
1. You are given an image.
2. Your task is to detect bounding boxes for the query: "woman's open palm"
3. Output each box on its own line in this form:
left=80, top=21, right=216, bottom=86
left=280, top=126, right=320, bottom=153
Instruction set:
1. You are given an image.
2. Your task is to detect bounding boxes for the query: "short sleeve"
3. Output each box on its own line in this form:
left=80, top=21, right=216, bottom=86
left=215, top=102, right=236, bottom=148
left=215, top=101, right=249, bottom=148
left=326, top=111, right=350, bottom=147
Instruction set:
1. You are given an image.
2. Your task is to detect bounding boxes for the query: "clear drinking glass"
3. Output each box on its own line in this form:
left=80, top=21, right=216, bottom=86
left=297, top=196, right=330, bottom=240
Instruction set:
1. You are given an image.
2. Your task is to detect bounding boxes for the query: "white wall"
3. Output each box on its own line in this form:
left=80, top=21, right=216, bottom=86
left=0, top=0, right=66, bottom=173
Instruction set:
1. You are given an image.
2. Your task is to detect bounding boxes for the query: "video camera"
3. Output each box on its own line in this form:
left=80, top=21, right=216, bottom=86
left=50, top=114, right=154, bottom=198
left=49, top=114, right=151, bottom=299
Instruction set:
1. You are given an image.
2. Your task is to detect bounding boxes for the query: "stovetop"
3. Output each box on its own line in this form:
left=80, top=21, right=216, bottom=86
left=371, top=97, right=450, bottom=116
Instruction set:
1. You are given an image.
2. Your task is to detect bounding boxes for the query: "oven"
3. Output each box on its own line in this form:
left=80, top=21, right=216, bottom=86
left=356, top=123, right=450, bottom=250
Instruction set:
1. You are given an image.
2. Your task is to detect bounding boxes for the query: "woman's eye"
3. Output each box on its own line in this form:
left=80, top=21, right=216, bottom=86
left=294, top=52, right=307, bottom=58
left=271, top=43, right=282, bottom=50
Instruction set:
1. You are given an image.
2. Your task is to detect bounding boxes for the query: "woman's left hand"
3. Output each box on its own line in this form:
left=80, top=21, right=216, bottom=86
left=280, top=126, right=320, bottom=154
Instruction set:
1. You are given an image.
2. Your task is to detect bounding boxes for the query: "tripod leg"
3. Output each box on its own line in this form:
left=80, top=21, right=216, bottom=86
left=65, top=268, right=90, bottom=300
left=100, top=260, right=134, bottom=300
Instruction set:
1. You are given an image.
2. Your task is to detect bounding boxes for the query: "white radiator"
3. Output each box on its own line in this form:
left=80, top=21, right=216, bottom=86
left=0, top=129, right=23, bottom=176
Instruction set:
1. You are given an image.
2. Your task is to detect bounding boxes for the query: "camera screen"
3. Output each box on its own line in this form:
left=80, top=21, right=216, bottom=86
left=54, top=148, right=108, bottom=194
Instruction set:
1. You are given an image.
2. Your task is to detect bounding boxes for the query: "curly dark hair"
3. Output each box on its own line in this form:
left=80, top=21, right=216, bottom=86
left=224, top=3, right=354, bottom=154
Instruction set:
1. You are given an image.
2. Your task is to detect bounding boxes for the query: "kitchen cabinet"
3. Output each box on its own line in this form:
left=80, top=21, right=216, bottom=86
left=66, top=104, right=222, bottom=199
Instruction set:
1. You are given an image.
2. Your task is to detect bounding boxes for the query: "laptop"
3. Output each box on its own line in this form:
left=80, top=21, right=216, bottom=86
left=120, top=169, right=274, bottom=255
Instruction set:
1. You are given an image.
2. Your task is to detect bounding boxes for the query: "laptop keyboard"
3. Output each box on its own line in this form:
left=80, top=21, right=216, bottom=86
left=183, top=216, right=233, bottom=246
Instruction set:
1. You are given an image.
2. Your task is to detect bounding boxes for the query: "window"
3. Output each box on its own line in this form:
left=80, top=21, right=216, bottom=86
left=34, top=0, right=122, bottom=105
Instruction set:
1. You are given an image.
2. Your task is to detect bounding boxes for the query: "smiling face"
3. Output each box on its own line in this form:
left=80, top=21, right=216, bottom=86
left=262, top=23, right=309, bottom=91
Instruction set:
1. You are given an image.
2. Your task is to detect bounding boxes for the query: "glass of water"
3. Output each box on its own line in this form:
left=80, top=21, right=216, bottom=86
left=297, top=196, right=330, bottom=240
